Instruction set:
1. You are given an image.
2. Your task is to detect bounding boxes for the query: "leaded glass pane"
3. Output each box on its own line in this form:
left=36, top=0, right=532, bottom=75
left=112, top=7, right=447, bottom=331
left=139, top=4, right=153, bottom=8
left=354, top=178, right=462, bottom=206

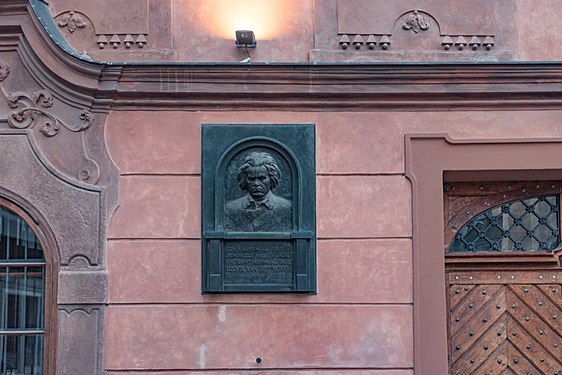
left=449, top=195, right=561, bottom=252
left=0, top=206, right=45, bottom=375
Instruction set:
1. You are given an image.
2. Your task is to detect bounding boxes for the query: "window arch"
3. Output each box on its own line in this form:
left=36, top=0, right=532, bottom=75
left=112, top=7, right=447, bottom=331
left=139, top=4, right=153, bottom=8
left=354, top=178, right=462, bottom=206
left=449, top=195, right=561, bottom=253
left=0, top=200, right=52, bottom=375
left=445, top=181, right=562, bottom=256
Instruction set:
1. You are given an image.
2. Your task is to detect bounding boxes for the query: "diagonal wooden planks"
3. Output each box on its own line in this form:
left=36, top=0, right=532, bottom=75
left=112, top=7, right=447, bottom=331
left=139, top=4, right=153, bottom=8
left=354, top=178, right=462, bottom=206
left=505, top=342, right=542, bottom=374
left=451, top=318, right=507, bottom=374
left=448, top=270, right=562, bottom=375
left=507, top=318, right=560, bottom=374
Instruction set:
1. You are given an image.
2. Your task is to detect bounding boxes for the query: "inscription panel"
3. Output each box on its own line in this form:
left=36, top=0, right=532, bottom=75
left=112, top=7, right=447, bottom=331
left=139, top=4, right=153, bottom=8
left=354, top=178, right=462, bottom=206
left=202, top=124, right=316, bottom=293
left=224, top=241, right=293, bottom=286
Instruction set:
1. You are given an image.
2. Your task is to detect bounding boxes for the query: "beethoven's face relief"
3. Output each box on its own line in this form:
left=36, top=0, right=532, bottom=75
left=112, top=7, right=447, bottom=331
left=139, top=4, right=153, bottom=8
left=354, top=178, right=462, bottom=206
left=245, top=166, right=271, bottom=199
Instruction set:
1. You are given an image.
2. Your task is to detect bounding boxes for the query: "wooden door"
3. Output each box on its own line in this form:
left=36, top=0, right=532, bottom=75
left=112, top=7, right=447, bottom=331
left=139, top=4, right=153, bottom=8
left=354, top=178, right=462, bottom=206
left=444, top=181, right=562, bottom=375
left=447, top=270, right=561, bottom=374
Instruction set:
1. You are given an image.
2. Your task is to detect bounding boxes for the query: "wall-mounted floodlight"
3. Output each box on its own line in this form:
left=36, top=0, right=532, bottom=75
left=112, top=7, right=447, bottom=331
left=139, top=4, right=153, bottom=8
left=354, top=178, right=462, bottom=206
left=235, top=30, right=256, bottom=48
left=235, top=30, right=256, bottom=63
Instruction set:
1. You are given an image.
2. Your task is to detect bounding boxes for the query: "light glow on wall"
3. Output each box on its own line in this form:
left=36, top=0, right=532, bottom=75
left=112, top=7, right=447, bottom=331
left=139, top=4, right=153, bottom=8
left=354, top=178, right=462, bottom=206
left=203, top=0, right=295, bottom=40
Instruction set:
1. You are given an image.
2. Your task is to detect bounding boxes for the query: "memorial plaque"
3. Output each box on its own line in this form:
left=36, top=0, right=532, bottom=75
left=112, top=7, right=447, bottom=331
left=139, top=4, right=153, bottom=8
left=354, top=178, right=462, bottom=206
left=224, top=240, right=294, bottom=285
left=202, top=124, right=316, bottom=293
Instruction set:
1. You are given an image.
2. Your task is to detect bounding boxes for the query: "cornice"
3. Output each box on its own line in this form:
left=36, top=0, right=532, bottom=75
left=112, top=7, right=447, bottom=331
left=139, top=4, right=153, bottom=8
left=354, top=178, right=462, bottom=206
left=3, top=1, right=562, bottom=112
left=111, top=63, right=562, bottom=111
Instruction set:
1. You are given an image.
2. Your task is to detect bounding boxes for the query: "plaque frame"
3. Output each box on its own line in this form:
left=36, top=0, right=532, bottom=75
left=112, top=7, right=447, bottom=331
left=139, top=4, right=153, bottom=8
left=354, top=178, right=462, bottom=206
left=201, top=124, right=316, bottom=293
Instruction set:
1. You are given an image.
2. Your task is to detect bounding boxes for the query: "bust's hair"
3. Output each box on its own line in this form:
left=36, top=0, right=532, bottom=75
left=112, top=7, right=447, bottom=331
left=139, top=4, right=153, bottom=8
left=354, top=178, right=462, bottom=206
left=237, top=152, right=281, bottom=190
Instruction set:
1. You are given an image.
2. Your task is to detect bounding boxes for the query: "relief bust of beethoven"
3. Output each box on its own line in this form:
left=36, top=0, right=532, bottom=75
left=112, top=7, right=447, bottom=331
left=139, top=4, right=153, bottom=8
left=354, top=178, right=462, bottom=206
left=225, top=152, right=292, bottom=231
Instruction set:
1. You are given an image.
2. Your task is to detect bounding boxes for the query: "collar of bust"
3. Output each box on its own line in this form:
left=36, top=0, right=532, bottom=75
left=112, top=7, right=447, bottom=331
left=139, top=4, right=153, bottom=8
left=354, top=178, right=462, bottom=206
left=243, top=192, right=275, bottom=210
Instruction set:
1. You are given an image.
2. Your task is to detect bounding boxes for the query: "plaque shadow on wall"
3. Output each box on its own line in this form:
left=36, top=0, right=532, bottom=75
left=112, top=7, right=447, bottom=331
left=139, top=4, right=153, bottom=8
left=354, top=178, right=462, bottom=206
left=202, top=124, right=316, bottom=293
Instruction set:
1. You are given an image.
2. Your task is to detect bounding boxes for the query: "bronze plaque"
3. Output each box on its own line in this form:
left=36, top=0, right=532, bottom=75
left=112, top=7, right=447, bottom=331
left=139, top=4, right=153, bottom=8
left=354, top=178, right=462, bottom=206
left=201, top=124, right=316, bottom=293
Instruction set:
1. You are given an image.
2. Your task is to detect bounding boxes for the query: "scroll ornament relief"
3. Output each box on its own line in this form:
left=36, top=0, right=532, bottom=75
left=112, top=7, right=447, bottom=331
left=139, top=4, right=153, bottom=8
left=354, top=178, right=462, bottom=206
left=6, top=90, right=100, bottom=183
left=0, top=60, right=8, bottom=82
left=7, top=90, right=94, bottom=137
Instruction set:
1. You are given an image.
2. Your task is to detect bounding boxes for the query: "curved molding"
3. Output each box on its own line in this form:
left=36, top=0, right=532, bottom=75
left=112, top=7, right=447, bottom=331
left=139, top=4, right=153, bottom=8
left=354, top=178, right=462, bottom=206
left=2, top=1, right=118, bottom=104
left=0, top=1, right=119, bottom=198
left=60, top=305, right=101, bottom=315
left=0, top=129, right=103, bottom=199
left=0, top=130, right=105, bottom=266
left=0, top=185, right=60, bottom=265
left=5, top=89, right=101, bottom=183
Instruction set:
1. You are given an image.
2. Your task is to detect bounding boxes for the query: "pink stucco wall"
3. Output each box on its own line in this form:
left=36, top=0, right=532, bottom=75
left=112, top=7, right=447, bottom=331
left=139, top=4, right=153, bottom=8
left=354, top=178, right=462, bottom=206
left=44, top=0, right=562, bottom=372
left=103, top=110, right=562, bottom=372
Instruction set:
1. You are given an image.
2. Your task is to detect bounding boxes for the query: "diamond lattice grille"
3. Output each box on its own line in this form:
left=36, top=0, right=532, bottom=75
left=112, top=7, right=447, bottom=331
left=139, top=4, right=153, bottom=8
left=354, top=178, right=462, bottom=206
left=450, top=196, right=561, bottom=253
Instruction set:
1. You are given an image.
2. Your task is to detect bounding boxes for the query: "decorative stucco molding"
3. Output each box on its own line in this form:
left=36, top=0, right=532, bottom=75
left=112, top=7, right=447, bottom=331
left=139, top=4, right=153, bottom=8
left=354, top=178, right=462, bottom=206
left=402, top=10, right=429, bottom=33
left=335, top=1, right=496, bottom=53
left=51, top=0, right=150, bottom=51
left=338, top=8, right=495, bottom=52
left=5, top=89, right=100, bottom=183
left=0, top=60, right=8, bottom=82
left=96, top=33, right=147, bottom=49
left=7, top=90, right=94, bottom=136
left=337, top=0, right=495, bottom=36
left=57, top=10, right=87, bottom=33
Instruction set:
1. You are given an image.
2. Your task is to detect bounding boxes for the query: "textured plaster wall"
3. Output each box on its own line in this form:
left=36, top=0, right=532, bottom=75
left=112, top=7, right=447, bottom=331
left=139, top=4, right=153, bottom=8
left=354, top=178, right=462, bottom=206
left=103, top=109, right=562, bottom=373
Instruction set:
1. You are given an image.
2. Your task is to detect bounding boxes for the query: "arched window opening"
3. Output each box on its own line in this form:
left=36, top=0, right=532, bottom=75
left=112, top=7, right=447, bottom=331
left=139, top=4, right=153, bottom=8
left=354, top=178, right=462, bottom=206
left=0, top=205, right=45, bottom=375
left=444, top=181, right=562, bottom=256
left=449, top=195, right=561, bottom=253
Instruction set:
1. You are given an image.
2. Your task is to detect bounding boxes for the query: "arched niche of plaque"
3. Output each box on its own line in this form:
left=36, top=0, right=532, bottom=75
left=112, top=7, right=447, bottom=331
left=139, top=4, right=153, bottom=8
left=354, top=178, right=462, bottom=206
left=202, top=124, right=316, bottom=293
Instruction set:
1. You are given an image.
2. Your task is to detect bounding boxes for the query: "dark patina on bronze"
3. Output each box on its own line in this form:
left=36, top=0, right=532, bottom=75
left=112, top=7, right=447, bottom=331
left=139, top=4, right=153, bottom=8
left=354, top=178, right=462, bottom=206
left=201, top=124, right=316, bottom=293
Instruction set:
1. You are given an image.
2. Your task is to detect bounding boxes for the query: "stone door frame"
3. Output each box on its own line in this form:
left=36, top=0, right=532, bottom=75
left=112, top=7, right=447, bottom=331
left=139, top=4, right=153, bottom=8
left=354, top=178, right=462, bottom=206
left=405, top=134, right=562, bottom=375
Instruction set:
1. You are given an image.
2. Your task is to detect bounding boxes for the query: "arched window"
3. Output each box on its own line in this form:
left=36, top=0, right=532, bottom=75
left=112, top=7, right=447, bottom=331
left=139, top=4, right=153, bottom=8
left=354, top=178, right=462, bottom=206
left=449, top=195, right=560, bottom=253
left=0, top=204, right=45, bottom=374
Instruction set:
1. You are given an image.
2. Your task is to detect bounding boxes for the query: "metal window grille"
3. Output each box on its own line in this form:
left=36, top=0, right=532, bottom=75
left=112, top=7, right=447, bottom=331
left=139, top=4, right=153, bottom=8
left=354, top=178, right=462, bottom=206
left=449, top=195, right=561, bottom=253
left=0, top=206, right=45, bottom=375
